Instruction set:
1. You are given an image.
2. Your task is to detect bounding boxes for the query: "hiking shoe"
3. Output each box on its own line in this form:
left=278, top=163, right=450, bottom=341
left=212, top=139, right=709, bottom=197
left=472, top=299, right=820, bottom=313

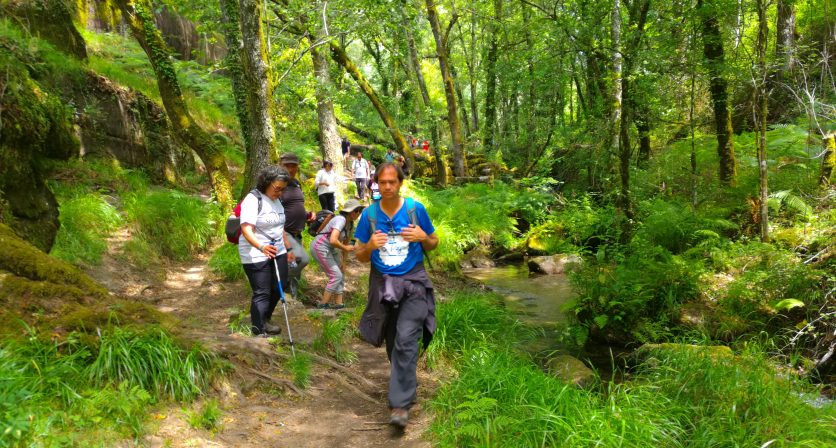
left=331, top=303, right=345, bottom=310
left=389, top=408, right=408, bottom=428
left=263, top=322, right=282, bottom=334
left=316, top=302, right=330, bottom=309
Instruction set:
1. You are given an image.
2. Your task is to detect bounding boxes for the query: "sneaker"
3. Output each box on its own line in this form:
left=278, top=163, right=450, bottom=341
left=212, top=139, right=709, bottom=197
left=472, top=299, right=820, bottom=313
left=389, top=408, right=408, bottom=428
left=331, top=303, right=345, bottom=310
left=264, top=322, right=282, bottom=334
left=316, top=302, right=330, bottom=309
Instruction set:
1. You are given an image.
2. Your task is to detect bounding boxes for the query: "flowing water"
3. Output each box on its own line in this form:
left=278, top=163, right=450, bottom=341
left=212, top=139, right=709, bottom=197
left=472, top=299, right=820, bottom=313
left=463, top=264, right=575, bottom=328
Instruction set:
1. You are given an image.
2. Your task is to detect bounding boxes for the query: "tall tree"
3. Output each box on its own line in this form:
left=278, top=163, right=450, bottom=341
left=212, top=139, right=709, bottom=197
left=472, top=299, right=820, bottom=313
left=218, top=0, right=252, bottom=186
left=697, top=0, right=737, bottom=184
left=238, top=0, right=276, bottom=193
left=426, top=0, right=466, bottom=178
left=113, top=0, right=234, bottom=208
left=309, top=18, right=344, bottom=176
left=401, top=4, right=446, bottom=185
left=755, top=0, right=770, bottom=241
left=483, top=0, right=502, bottom=154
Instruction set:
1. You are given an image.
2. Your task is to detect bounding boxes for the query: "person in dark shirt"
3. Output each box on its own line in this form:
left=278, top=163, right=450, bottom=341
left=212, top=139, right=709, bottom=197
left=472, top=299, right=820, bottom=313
left=279, top=153, right=311, bottom=298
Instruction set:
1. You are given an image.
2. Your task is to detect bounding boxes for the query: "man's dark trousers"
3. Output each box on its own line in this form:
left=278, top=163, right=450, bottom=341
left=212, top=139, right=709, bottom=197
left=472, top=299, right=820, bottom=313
left=384, top=292, right=430, bottom=409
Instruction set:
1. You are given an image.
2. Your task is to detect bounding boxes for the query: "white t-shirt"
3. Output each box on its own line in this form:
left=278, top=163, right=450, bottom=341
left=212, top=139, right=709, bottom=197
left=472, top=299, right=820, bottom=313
left=314, top=169, right=337, bottom=195
left=238, top=192, right=287, bottom=264
left=353, top=158, right=371, bottom=179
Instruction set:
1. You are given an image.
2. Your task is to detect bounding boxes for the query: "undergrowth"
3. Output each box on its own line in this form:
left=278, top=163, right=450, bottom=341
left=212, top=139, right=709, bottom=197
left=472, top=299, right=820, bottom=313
left=428, top=290, right=836, bottom=447
left=0, top=325, right=220, bottom=446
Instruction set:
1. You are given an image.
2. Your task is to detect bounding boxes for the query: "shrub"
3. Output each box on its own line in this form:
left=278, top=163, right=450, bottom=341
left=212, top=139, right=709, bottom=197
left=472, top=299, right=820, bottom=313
left=51, top=194, right=122, bottom=265
left=209, top=243, right=245, bottom=281
left=568, top=240, right=703, bottom=344
left=124, top=189, right=216, bottom=261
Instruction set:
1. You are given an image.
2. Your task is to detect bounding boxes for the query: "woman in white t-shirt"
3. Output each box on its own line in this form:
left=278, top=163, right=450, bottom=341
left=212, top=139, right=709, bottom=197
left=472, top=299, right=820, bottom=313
left=309, top=199, right=364, bottom=309
left=239, top=165, right=296, bottom=336
left=314, top=160, right=337, bottom=211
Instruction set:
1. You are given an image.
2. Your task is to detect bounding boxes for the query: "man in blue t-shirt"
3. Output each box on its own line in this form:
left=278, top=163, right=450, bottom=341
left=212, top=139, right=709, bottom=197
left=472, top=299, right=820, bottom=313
left=354, top=162, right=439, bottom=429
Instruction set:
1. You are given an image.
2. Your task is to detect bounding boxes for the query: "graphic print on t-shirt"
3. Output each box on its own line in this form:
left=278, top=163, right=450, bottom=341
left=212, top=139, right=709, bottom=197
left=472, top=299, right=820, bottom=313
left=380, top=233, right=410, bottom=267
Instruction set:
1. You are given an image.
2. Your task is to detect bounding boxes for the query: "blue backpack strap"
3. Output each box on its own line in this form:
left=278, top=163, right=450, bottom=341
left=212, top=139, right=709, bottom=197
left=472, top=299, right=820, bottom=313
left=367, top=200, right=379, bottom=234
left=405, top=197, right=417, bottom=226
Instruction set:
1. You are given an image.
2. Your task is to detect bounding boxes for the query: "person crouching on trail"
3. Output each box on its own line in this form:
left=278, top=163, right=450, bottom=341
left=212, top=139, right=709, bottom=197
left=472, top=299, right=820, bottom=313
left=354, top=162, right=439, bottom=429
left=310, top=199, right=364, bottom=310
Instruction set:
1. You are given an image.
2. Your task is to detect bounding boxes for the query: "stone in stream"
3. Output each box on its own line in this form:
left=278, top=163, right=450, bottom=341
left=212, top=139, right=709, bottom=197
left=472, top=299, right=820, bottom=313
left=527, top=254, right=583, bottom=275
left=545, top=355, right=596, bottom=388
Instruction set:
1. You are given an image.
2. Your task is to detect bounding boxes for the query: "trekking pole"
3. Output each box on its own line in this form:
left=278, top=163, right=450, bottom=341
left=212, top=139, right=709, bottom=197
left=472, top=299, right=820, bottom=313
left=273, top=256, right=296, bottom=356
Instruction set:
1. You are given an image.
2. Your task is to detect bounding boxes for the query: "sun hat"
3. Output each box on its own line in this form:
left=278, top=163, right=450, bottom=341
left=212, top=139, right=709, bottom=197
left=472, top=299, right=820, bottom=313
left=342, top=199, right=364, bottom=213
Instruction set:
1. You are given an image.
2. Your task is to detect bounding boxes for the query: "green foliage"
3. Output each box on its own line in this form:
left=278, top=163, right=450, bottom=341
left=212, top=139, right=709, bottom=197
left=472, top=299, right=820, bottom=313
left=286, top=353, right=312, bottom=389
left=186, top=399, right=222, bottom=432
left=209, top=243, right=245, bottom=281
left=416, top=182, right=555, bottom=269
left=705, top=241, right=825, bottom=338
left=226, top=307, right=252, bottom=336
left=636, top=199, right=739, bottom=254
left=568, top=240, right=703, bottom=344
left=429, top=292, right=835, bottom=447
left=89, top=326, right=218, bottom=401
left=311, top=312, right=358, bottom=365
left=526, top=194, right=619, bottom=254
left=51, top=193, right=122, bottom=266
left=124, top=189, right=217, bottom=261
left=0, top=326, right=218, bottom=445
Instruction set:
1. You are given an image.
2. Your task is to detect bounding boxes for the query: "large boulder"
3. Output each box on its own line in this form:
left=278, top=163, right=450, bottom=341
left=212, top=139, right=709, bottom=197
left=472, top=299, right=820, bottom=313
left=528, top=254, right=583, bottom=275
left=3, top=0, right=87, bottom=59
left=460, top=246, right=496, bottom=269
left=545, top=354, right=596, bottom=388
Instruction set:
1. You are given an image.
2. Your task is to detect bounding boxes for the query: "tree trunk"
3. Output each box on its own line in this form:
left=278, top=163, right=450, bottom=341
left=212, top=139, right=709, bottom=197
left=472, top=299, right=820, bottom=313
left=821, top=133, right=836, bottom=188
left=218, top=0, right=253, bottom=196
left=238, top=0, right=275, bottom=194
left=775, top=0, right=797, bottom=78
left=114, top=0, right=233, bottom=209
left=698, top=0, right=737, bottom=185
left=451, top=64, right=471, bottom=138
left=426, top=0, right=466, bottom=178
left=402, top=6, right=446, bottom=185
left=328, top=40, right=414, bottom=168
left=612, top=0, right=633, bottom=229
left=483, top=0, right=502, bottom=154
left=311, top=34, right=344, bottom=178
left=756, top=0, right=769, bottom=242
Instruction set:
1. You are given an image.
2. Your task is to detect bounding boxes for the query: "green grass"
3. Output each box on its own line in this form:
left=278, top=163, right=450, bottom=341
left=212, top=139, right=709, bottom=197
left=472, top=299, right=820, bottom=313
left=124, top=189, right=218, bottom=261
left=311, top=312, right=358, bottom=365
left=428, top=291, right=836, bottom=447
left=50, top=193, right=122, bottom=266
left=287, top=352, right=312, bottom=389
left=186, top=399, right=222, bottom=432
left=0, top=325, right=220, bottom=445
left=209, top=243, right=246, bottom=281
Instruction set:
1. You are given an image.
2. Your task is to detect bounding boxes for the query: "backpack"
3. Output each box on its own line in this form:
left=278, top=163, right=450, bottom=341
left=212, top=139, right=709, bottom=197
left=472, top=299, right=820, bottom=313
left=367, top=198, right=432, bottom=268
left=224, top=189, right=262, bottom=244
left=307, top=209, right=335, bottom=237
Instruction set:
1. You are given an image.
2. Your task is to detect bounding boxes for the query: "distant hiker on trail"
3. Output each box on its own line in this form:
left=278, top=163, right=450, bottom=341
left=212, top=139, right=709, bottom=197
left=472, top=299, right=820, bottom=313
left=279, top=153, right=311, bottom=298
left=351, top=152, right=372, bottom=202
left=341, top=137, right=351, bottom=162
left=310, top=199, right=364, bottom=310
left=315, top=160, right=337, bottom=212
left=421, top=140, right=429, bottom=153
left=354, top=162, right=439, bottom=429
left=238, top=166, right=294, bottom=337
left=384, top=148, right=397, bottom=163
left=369, top=179, right=381, bottom=204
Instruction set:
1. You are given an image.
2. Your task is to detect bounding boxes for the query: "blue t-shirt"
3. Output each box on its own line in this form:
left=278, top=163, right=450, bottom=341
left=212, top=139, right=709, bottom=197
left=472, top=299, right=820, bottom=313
left=354, top=198, right=435, bottom=275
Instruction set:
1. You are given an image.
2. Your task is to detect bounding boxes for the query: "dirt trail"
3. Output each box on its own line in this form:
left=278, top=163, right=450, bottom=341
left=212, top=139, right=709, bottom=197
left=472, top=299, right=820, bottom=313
left=89, top=232, right=436, bottom=447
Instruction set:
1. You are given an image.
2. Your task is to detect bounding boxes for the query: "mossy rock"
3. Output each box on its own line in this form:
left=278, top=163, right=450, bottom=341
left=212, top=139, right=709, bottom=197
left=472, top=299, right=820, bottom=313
left=3, top=0, right=88, bottom=59
left=545, top=354, right=596, bottom=388
left=0, top=223, right=108, bottom=315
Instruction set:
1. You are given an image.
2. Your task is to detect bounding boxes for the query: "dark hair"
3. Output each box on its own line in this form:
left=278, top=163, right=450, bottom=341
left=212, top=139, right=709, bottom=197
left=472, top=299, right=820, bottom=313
left=374, top=162, right=404, bottom=182
left=255, top=165, right=291, bottom=193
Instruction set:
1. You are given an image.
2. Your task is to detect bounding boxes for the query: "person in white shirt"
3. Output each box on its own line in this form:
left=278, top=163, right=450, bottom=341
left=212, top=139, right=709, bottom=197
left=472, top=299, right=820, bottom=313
left=314, top=160, right=337, bottom=211
left=351, top=151, right=372, bottom=201
left=239, top=165, right=295, bottom=337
